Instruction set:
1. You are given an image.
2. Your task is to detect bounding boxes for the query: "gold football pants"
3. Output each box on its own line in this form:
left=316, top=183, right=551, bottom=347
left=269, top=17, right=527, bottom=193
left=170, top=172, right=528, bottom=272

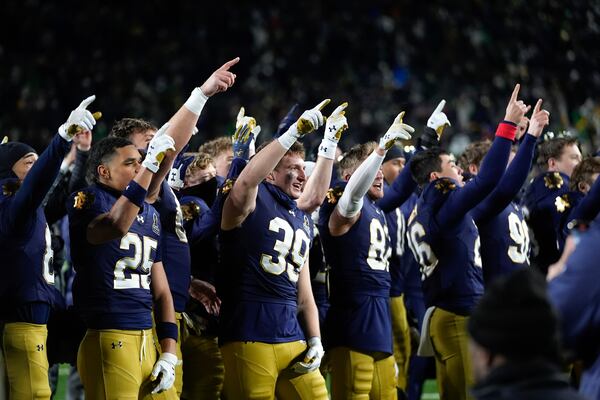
left=77, top=328, right=176, bottom=400
left=328, top=346, right=397, bottom=400
left=181, top=332, right=224, bottom=400
left=221, top=340, right=328, bottom=400
left=3, top=322, right=51, bottom=400
left=390, top=295, right=411, bottom=390
left=429, top=308, right=473, bottom=400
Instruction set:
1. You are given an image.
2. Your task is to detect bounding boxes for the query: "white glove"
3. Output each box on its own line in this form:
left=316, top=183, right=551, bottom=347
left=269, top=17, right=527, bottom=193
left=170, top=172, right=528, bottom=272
left=58, top=95, right=97, bottom=141
left=142, top=123, right=175, bottom=173
left=291, top=337, right=324, bottom=374
left=150, top=352, right=177, bottom=394
left=168, top=163, right=186, bottom=190
left=427, top=99, right=451, bottom=134
left=278, top=99, right=330, bottom=149
left=379, top=111, right=415, bottom=150
left=318, top=102, right=348, bottom=159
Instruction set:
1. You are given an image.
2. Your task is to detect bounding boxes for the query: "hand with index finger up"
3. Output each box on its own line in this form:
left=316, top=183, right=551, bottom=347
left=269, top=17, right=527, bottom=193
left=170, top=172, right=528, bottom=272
left=504, top=83, right=530, bottom=125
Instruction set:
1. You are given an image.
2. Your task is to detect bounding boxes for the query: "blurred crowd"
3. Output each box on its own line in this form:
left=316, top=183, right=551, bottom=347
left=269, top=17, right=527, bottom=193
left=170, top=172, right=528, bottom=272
left=1, top=0, right=600, bottom=155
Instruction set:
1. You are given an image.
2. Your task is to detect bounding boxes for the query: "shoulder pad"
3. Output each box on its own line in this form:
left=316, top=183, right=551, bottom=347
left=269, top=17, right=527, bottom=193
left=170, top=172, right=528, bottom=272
left=1, top=180, right=21, bottom=197
left=180, top=202, right=201, bottom=221
left=544, top=172, right=564, bottom=190
left=72, top=190, right=96, bottom=210
left=325, top=186, right=345, bottom=205
left=555, top=194, right=572, bottom=213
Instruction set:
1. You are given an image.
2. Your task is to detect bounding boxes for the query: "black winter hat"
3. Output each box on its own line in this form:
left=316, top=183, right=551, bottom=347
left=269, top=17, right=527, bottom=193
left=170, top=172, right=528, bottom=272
left=0, top=140, right=36, bottom=179
left=468, top=268, right=561, bottom=362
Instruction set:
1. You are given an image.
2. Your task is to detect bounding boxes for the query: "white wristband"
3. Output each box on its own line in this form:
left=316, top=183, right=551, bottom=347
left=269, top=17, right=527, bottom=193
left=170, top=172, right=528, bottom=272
left=184, top=88, right=208, bottom=115
left=318, top=138, right=337, bottom=159
left=277, top=125, right=299, bottom=150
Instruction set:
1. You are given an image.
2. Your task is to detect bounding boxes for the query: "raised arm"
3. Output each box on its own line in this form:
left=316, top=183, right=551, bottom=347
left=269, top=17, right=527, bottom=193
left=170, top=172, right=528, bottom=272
left=10, top=96, right=97, bottom=228
left=378, top=100, right=451, bottom=212
left=472, top=99, right=548, bottom=223
left=436, top=84, right=527, bottom=227
left=297, top=102, right=349, bottom=213
left=86, top=127, right=175, bottom=244
left=329, top=112, right=414, bottom=236
left=147, top=57, right=239, bottom=200
left=221, top=100, right=328, bottom=230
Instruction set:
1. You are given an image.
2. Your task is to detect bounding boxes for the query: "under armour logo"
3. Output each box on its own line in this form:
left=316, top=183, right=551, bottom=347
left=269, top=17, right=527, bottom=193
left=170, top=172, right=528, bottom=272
left=111, top=341, right=123, bottom=349
left=288, top=209, right=296, bottom=216
left=36, top=344, right=44, bottom=351
left=136, top=215, right=145, bottom=224
left=328, top=125, right=336, bottom=132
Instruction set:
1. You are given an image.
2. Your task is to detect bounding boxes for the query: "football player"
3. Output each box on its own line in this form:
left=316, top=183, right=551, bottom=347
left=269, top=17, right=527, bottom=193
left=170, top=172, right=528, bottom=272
left=319, top=112, right=414, bottom=400
left=68, top=127, right=178, bottom=398
left=385, top=101, right=450, bottom=396
left=406, top=84, right=526, bottom=400
left=555, top=157, right=600, bottom=251
left=106, top=58, right=239, bottom=397
left=218, top=99, right=347, bottom=399
left=523, top=133, right=581, bottom=274
left=0, top=96, right=96, bottom=399
left=461, top=99, right=549, bottom=285
left=176, top=109, right=259, bottom=400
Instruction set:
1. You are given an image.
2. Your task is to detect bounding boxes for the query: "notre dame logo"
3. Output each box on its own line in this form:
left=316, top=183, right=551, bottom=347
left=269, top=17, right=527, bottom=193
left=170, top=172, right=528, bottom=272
left=73, top=191, right=95, bottom=210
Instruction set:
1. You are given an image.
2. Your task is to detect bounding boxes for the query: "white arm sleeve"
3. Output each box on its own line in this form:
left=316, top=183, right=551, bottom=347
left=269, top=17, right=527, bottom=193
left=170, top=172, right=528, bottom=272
left=337, top=151, right=385, bottom=218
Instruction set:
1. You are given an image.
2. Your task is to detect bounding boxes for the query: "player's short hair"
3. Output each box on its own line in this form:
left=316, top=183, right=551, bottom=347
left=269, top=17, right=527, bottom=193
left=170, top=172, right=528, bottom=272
left=87, top=136, right=134, bottom=184
left=188, top=152, right=214, bottom=174
left=272, top=142, right=305, bottom=171
left=109, top=118, right=157, bottom=140
left=569, top=157, right=600, bottom=192
left=339, top=142, right=377, bottom=178
left=537, top=137, right=578, bottom=168
left=409, top=147, right=449, bottom=186
left=457, top=140, right=492, bottom=171
left=198, top=137, right=232, bottom=158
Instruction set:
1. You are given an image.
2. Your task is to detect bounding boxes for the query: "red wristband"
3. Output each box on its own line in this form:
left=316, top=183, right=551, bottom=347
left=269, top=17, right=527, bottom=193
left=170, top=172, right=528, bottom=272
left=495, top=122, right=517, bottom=141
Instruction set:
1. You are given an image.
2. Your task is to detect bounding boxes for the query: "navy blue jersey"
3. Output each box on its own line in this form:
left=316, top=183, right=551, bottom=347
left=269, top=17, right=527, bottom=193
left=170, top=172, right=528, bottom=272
left=153, top=180, right=190, bottom=312
left=477, top=203, right=529, bottom=285
left=68, top=184, right=162, bottom=330
left=472, top=133, right=536, bottom=285
left=319, top=185, right=393, bottom=354
left=407, top=180, right=484, bottom=314
left=523, top=171, right=570, bottom=273
left=386, top=203, right=406, bottom=297
left=0, top=134, right=70, bottom=323
left=399, top=193, right=421, bottom=297
left=407, top=127, right=515, bottom=314
left=219, top=182, right=313, bottom=344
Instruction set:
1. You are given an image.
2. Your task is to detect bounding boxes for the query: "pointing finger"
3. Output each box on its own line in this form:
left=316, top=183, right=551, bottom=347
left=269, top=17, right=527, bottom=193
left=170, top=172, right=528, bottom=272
left=78, top=95, right=96, bottom=109
left=434, top=99, right=446, bottom=114
left=237, top=106, right=245, bottom=122
left=510, top=83, right=520, bottom=103
left=313, top=99, right=331, bottom=111
left=219, top=57, right=240, bottom=71
left=533, top=99, right=543, bottom=115
left=330, top=102, right=348, bottom=117
left=394, top=111, right=406, bottom=124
